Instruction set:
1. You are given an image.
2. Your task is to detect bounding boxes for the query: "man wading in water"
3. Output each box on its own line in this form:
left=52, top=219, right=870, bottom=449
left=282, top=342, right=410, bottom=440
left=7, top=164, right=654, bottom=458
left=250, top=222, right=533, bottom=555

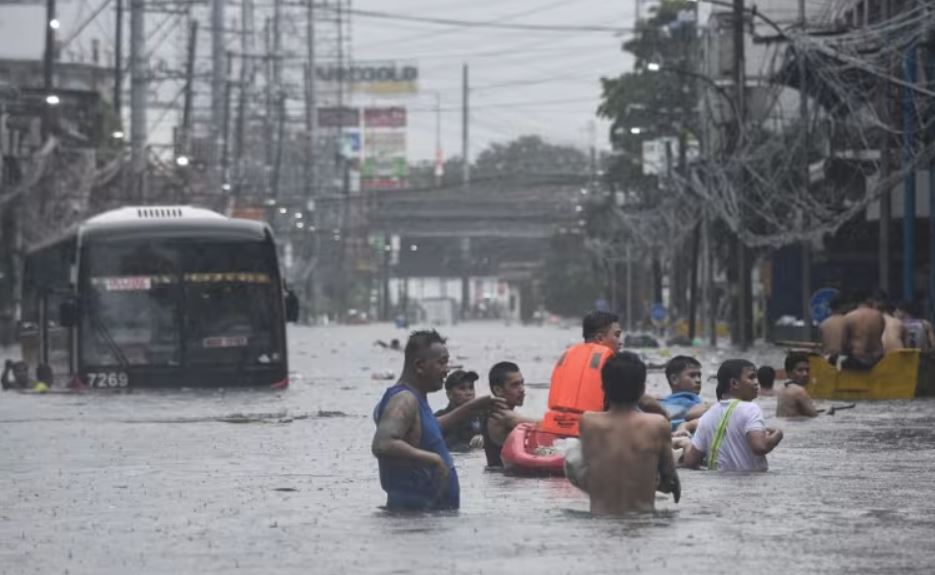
left=682, top=359, right=783, bottom=472
left=775, top=352, right=819, bottom=418
left=372, top=330, right=504, bottom=511
left=564, top=352, right=680, bottom=514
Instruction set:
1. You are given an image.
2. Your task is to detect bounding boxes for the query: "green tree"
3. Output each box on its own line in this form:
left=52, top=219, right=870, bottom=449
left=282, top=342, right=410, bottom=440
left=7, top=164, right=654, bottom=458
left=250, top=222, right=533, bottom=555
left=542, top=232, right=603, bottom=317
left=473, top=135, right=588, bottom=182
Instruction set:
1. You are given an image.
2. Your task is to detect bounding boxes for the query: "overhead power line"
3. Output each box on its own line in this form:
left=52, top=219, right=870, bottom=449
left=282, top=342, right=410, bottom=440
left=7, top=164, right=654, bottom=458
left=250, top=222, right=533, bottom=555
left=352, top=0, right=581, bottom=51
left=346, top=8, right=633, bottom=34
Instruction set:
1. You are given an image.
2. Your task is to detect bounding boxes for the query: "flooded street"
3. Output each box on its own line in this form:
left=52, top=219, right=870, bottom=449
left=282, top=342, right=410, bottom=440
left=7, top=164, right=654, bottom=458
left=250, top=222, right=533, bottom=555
left=2, top=323, right=935, bottom=574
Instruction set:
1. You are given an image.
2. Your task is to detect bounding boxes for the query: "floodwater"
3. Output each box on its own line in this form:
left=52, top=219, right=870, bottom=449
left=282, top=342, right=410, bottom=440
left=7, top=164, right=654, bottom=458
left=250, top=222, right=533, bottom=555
left=2, top=323, right=935, bottom=574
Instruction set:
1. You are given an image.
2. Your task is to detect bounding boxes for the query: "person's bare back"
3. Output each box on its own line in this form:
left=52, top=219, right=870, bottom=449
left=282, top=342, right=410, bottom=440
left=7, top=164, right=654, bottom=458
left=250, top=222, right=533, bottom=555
left=819, top=314, right=846, bottom=356
left=843, top=306, right=885, bottom=363
left=881, top=314, right=906, bottom=353
left=578, top=408, right=677, bottom=515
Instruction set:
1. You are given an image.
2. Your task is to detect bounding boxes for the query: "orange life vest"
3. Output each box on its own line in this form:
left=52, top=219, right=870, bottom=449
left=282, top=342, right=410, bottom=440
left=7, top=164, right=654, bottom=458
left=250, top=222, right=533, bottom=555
left=538, top=342, right=613, bottom=437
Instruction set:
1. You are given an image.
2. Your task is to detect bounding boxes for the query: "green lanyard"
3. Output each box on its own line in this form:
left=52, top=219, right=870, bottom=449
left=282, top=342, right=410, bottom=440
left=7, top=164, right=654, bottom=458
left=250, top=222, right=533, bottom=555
left=707, top=400, right=741, bottom=471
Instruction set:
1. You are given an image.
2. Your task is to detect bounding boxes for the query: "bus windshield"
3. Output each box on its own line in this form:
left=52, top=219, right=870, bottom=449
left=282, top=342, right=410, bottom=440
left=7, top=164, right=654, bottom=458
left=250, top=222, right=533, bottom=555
left=81, top=239, right=283, bottom=369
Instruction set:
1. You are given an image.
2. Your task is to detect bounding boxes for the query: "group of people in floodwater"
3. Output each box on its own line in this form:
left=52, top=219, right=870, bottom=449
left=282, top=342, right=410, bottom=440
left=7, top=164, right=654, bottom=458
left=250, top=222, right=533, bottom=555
left=818, top=290, right=934, bottom=368
left=372, top=297, right=932, bottom=515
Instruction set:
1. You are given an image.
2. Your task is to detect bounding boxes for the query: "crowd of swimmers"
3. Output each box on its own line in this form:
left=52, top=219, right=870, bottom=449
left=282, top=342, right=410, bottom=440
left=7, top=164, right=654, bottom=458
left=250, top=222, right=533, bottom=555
left=370, top=310, right=857, bottom=516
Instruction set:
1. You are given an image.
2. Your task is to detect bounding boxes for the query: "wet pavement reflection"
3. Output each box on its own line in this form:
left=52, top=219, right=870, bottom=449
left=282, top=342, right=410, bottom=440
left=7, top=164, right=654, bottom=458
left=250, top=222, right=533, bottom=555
left=2, top=323, right=935, bottom=574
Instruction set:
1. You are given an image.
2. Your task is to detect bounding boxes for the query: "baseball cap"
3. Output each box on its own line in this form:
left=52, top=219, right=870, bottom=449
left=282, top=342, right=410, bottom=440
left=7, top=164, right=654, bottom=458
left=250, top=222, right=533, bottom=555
left=444, top=369, right=479, bottom=391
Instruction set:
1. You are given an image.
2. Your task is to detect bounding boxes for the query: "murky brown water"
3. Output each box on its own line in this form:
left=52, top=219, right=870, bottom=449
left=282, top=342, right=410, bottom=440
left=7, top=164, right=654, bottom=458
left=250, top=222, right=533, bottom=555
left=2, top=323, right=935, bottom=574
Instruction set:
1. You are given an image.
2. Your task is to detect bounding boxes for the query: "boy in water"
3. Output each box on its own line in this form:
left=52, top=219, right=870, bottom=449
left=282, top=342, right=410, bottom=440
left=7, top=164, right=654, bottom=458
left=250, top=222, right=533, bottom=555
left=566, top=352, right=680, bottom=515
left=659, top=356, right=709, bottom=431
left=682, top=359, right=783, bottom=472
left=434, top=370, right=484, bottom=451
left=775, top=353, right=818, bottom=418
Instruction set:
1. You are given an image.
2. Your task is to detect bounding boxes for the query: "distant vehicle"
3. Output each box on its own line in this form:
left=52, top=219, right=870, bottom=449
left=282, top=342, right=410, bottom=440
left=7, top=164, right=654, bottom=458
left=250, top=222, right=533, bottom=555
left=19, top=206, right=298, bottom=389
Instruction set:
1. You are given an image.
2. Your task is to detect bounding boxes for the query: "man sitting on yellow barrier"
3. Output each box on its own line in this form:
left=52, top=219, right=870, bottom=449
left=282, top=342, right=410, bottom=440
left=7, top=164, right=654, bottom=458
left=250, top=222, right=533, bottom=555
left=841, top=292, right=886, bottom=371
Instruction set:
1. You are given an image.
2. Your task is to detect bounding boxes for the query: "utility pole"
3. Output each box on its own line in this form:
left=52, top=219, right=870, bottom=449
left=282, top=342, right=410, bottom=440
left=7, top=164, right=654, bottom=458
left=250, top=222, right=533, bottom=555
left=656, top=140, right=674, bottom=318
left=902, top=43, right=918, bottom=305
left=130, top=0, right=146, bottom=201
left=704, top=210, right=717, bottom=346
left=799, top=0, right=813, bottom=342
left=626, top=244, right=634, bottom=332
left=304, top=0, right=318, bottom=321
left=336, top=0, right=350, bottom=319
left=688, top=221, right=701, bottom=342
left=462, top=63, right=470, bottom=187
left=113, top=0, right=123, bottom=117
left=264, top=18, right=274, bottom=185
left=733, top=0, right=752, bottom=348
left=435, top=93, right=443, bottom=187
left=181, top=21, right=197, bottom=153
left=677, top=131, right=689, bottom=325
left=211, top=0, right=225, bottom=194
left=221, top=52, right=233, bottom=194
left=42, top=0, right=56, bottom=138
left=306, top=0, right=317, bottom=199
left=928, top=27, right=935, bottom=324
left=179, top=20, right=197, bottom=204
left=234, top=0, right=254, bottom=203
left=588, top=120, right=597, bottom=181
left=879, top=0, right=892, bottom=295
left=271, top=92, right=286, bottom=198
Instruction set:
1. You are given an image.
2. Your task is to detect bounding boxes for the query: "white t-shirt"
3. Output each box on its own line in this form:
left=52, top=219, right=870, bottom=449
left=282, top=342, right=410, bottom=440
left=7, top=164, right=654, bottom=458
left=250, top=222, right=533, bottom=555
left=690, top=400, right=768, bottom=472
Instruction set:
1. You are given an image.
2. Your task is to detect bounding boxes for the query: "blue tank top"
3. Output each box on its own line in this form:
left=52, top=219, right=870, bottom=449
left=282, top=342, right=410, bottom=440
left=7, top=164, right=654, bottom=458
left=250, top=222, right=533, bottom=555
left=373, top=384, right=460, bottom=510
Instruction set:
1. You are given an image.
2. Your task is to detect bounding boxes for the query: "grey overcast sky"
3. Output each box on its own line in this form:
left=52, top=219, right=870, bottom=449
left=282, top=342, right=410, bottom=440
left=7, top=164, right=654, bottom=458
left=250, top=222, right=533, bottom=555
left=0, top=0, right=645, bottom=161
left=349, top=0, right=639, bottom=160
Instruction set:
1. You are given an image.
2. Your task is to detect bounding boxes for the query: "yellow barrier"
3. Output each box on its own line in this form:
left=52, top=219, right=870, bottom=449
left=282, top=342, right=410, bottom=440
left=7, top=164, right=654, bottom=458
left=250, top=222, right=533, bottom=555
left=809, top=350, right=922, bottom=400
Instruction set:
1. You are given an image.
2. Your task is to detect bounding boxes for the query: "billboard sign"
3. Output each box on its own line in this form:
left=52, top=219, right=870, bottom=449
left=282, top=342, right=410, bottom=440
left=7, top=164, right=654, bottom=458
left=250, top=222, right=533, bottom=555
left=364, top=107, right=407, bottom=128
left=365, top=132, right=406, bottom=158
left=342, top=132, right=361, bottom=156
left=362, top=177, right=407, bottom=192
left=316, top=61, right=418, bottom=95
left=317, top=107, right=360, bottom=128
left=362, top=157, right=407, bottom=179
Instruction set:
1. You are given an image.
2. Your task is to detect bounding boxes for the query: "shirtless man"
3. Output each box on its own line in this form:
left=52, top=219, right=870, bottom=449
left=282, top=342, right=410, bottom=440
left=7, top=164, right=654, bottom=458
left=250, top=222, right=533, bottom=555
left=819, top=294, right=849, bottom=357
left=372, top=330, right=504, bottom=511
left=481, top=361, right=537, bottom=468
left=776, top=352, right=818, bottom=418
left=565, top=352, right=680, bottom=515
left=841, top=293, right=886, bottom=370
left=876, top=298, right=906, bottom=354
